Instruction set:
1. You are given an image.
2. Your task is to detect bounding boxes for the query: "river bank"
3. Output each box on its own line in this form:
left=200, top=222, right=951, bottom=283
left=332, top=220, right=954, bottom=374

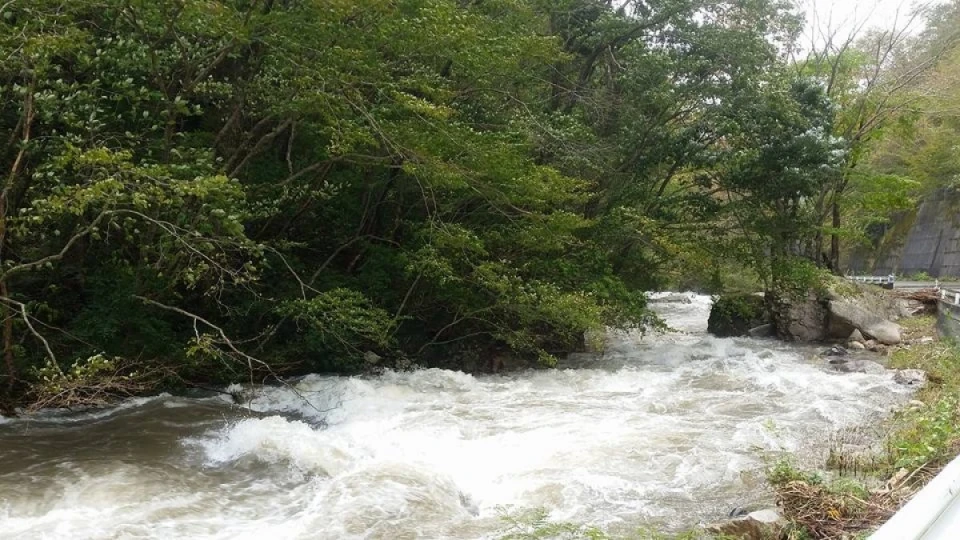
left=765, top=314, right=960, bottom=538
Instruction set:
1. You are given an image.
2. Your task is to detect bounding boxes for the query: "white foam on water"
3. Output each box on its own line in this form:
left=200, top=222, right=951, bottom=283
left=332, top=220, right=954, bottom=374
left=198, top=416, right=356, bottom=477
left=0, top=294, right=915, bottom=538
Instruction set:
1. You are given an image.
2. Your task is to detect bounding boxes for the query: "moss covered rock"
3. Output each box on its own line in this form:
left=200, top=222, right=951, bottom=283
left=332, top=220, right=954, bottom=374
left=708, top=294, right=769, bottom=337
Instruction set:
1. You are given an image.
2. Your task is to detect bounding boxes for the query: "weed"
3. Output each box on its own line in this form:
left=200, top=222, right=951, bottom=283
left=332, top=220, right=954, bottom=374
left=886, top=392, right=960, bottom=470
left=897, top=315, right=937, bottom=340
left=768, top=458, right=823, bottom=487
left=496, top=507, right=611, bottom=540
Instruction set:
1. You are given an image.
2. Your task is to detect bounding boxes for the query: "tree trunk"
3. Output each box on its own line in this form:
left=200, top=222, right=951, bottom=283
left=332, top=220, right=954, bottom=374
left=830, top=200, right=841, bottom=273
left=1, top=280, right=13, bottom=390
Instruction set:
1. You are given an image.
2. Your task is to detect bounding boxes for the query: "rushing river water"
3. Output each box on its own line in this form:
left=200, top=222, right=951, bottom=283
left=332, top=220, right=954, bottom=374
left=0, top=294, right=913, bottom=539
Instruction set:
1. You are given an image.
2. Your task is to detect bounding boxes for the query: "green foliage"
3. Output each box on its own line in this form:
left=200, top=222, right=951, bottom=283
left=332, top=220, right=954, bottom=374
left=836, top=4, right=960, bottom=264
left=496, top=508, right=610, bottom=540
left=885, top=337, right=960, bottom=471
left=770, top=258, right=828, bottom=298
left=36, top=354, right=118, bottom=393
left=0, top=0, right=880, bottom=405
left=31, top=353, right=153, bottom=409
left=277, top=289, right=396, bottom=371
left=768, top=458, right=823, bottom=487
left=887, top=393, right=960, bottom=469
left=707, top=294, right=768, bottom=337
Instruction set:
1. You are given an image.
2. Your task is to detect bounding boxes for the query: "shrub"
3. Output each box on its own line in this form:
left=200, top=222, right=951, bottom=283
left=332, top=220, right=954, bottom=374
left=707, top=294, right=769, bottom=337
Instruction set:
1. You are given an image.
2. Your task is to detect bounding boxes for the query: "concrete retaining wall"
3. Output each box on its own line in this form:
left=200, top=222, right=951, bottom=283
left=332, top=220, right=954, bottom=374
left=850, top=188, right=960, bottom=278
left=937, top=299, right=960, bottom=340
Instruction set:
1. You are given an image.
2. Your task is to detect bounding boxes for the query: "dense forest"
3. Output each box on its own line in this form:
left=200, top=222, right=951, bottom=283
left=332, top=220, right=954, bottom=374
left=0, top=0, right=958, bottom=409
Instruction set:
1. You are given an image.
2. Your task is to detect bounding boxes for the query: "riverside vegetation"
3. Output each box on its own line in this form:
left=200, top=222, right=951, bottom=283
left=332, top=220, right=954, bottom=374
left=0, top=0, right=834, bottom=409
left=0, top=0, right=882, bottom=409
left=4, top=0, right=958, bottom=411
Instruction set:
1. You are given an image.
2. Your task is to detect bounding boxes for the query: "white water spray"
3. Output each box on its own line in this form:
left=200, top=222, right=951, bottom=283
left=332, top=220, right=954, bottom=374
left=0, top=294, right=912, bottom=539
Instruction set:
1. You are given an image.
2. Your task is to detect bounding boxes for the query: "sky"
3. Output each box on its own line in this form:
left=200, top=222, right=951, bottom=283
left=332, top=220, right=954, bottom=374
left=801, top=0, right=948, bottom=44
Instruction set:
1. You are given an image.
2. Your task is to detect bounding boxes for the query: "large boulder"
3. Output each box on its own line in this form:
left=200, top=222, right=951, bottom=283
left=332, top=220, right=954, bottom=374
left=708, top=294, right=769, bottom=337
left=770, top=277, right=904, bottom=343
left=769, top=291, right=828, bottom=341
left=828, top=297, right=902, bottom=345
left=864, top=320, right=902, bottom=345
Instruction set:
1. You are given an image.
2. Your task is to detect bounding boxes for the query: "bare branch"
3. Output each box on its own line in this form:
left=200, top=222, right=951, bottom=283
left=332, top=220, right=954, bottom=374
left=134, top=295, right=268, bottom=374
left=0, top=295, right=59, bottom=370
left=2, top=211, right=115, bottom=281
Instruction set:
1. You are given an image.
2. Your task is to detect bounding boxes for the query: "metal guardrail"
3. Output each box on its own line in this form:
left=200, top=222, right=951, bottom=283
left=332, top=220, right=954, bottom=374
left=940, top=287, right=960, bottom=307
left=870, top=452, right=960, bottom=538
left=847, top=274, right=896, bottom=288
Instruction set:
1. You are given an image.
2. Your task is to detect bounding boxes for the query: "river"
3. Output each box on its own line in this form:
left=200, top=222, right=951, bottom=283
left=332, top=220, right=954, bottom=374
left=0, top=294, right=913, bottom=539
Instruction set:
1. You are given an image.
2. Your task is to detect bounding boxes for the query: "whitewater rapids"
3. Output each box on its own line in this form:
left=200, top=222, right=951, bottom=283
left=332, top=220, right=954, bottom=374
left=0, top=293, right=912, bottom=539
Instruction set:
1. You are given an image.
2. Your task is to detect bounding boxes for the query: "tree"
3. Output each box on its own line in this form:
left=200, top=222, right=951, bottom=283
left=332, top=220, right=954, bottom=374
left=0, top=0, right=855, bottom=408
left=716, top=78, right=843, bottom=285
left=793, top=0, right=958, bottom=270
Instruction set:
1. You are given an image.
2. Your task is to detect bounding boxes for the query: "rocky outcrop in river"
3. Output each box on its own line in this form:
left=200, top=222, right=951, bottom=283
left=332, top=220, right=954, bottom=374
left=706, top=294, right=769, bottom=337
left=774, top=280, right=906, bottom=344
left=709, top=278, right=908, bottom=344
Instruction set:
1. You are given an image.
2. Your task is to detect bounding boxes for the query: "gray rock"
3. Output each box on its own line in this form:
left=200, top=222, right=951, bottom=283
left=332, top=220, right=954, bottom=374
left=706, top=508, right=784, bottom=540
left=849, top=328, right=865, bottom=343
left=893, top=369, right=927, bottom=387
left=864, top=320, right=902, bottom=345
left=748, top=323, right=775, bottom=338
left=769, top=291, right=827, bottom=342
left=829, top=298, right=902, bottom=344
left=747, top=509, right=783, bottom=524
left=830, top=359, right=887, bottom=374
left=364, top=351, right=382, bottom=365
left=848, top=341, right=866, bottom=350
left=824, top=345, right=848, bottom=357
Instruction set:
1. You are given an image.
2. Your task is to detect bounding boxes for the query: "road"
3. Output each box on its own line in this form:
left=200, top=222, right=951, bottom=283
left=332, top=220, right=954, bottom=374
left=893, top=281, right=960, bottom=291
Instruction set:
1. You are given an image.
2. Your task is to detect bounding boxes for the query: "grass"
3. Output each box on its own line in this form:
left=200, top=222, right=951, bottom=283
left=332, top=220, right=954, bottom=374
left=494, top=507, right=743, bottom=540
left=896, top=315, right=938, bottom=342
left=825, top=277, right=863, bottom=299
left=769, top=315, right=960, bottom=539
